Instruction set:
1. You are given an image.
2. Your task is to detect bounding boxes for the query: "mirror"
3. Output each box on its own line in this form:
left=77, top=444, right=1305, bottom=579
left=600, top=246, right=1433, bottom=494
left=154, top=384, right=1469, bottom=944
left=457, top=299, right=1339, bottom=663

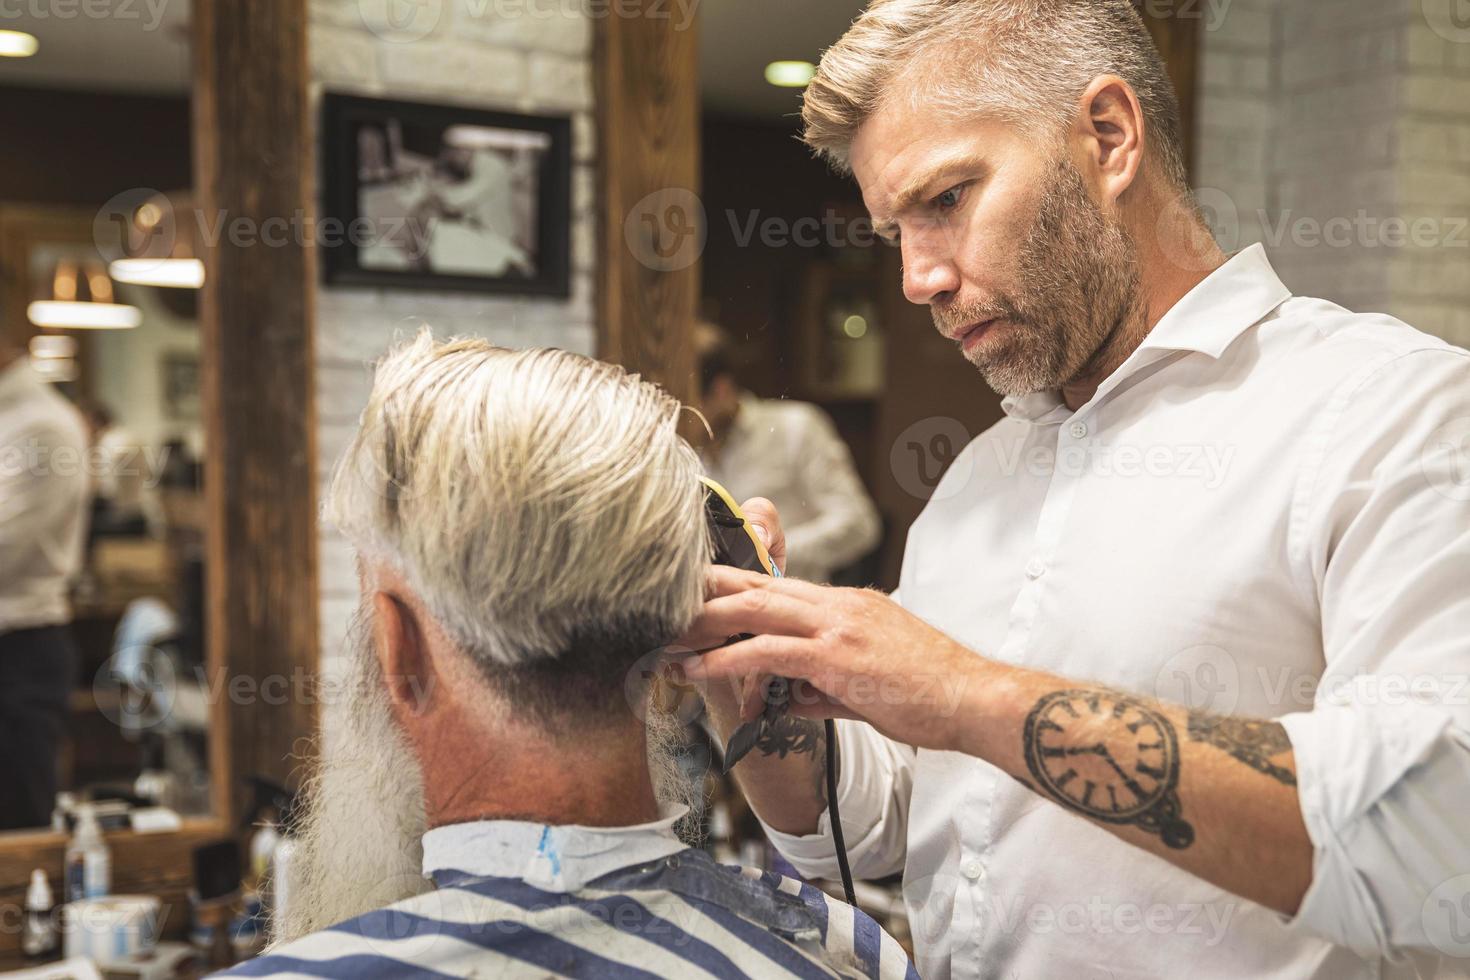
left=0, top=4, right=211, bottom=833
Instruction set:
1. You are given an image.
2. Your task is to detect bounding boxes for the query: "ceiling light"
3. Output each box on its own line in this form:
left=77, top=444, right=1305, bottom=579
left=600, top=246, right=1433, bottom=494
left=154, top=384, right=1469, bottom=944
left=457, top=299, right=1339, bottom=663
left=0, top=30, right=38, bottom=58
left=29, top=335, right=79, bottom=360
left=765, top=61, right=816, bottom=88
left=28, top=301, right=142, bottom=330
left=110, top=258, right=206, bottom=289
left=843, top=314, right=869, bottom=339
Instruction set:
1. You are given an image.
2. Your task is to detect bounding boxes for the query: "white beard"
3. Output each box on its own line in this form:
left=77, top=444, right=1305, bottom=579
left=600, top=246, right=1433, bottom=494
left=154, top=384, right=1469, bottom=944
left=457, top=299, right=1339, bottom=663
left=272, top=606, right=706, bottom=945
left=273, top=605, right=430, bottom=944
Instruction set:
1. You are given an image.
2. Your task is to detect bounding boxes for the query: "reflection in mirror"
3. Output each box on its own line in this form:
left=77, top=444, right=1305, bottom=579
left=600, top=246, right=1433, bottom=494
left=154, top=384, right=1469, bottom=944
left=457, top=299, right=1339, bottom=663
left=0, top=3, right=207, bottom=834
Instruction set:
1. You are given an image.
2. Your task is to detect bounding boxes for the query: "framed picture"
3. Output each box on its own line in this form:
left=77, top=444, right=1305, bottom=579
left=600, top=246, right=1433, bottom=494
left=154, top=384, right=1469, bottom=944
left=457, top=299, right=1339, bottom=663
left=320, top=93, right=572, bottom=297
left=161, top=351, right=200, bottom=421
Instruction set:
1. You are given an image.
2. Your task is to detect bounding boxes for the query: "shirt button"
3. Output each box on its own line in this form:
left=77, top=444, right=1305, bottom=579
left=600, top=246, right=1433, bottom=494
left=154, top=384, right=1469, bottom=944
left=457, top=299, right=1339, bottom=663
left=1070, top=421, right=1089, bottom=439
left=1025, top=557, right=1046, bottom=579
left=962, top=860, right=984, bottom=880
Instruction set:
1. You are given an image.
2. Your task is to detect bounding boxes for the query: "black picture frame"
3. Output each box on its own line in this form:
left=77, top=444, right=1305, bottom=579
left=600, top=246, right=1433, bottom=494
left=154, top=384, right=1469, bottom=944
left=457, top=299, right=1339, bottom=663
left=320, top=93, right=572, bottom=297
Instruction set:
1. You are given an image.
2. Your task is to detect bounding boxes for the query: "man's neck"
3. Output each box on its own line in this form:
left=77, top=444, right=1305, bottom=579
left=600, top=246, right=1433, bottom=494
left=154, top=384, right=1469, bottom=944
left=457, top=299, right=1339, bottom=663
left=422, top=724, right=663, bottom=830
left=1059, top=195, right=1227, bottom=411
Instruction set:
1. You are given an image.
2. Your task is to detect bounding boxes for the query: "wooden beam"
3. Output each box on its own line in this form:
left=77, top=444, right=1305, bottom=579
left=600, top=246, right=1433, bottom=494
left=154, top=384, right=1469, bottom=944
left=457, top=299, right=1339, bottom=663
left=192, top=0, right=319, bottom=825
left=594, top=1, right=701, bottom=402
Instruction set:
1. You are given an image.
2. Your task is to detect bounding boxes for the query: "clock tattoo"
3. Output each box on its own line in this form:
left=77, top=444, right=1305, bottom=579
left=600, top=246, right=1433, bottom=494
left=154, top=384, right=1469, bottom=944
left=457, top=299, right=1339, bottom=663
left=1023, top=689, right=1196, bottom=850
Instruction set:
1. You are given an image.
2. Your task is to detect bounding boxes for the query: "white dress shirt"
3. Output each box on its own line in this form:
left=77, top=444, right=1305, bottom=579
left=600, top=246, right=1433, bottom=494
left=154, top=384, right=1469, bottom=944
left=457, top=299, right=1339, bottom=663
left=702, top=394, right=882, bottom=583
left=0, top=357, right=90, bottom=634
left=763, top=245, right=1470, bottom=978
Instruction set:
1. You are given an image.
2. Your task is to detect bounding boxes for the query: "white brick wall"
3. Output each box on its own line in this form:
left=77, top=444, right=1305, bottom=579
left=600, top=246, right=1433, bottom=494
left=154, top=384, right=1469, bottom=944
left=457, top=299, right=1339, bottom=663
left=1193, top=0, right=1470, bottom=349
left=309, top=0, right=597, bottom=663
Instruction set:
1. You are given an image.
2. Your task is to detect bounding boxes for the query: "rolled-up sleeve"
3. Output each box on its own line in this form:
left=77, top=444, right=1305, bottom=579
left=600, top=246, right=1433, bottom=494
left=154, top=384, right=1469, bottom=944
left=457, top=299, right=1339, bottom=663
left=1280, top=345, right=1470, bottom=959
left=761, top=718, right=916, bottom=881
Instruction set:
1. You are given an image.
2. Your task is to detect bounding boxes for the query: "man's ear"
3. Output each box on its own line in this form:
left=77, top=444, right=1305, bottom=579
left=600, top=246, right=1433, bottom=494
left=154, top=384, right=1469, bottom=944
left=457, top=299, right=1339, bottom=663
left=371, top=591, right=438, bottom=718
left=1074, top=74, right=1145, bottom=207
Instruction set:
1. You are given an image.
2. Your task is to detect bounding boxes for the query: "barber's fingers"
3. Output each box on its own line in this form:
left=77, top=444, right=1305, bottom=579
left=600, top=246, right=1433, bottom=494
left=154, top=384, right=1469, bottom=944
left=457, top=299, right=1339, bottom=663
left=739, top=496, right=787, bottom=576
left=695, top=588, right=825, bottom=643
left=704, top=564, right=831, bottom=602
left=684, top=633, right=816, bottom=684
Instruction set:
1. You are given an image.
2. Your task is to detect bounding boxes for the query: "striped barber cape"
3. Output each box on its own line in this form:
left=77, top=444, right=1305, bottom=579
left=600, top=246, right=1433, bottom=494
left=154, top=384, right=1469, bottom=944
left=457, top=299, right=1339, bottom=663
left=220, top=811, right=918, bottom=979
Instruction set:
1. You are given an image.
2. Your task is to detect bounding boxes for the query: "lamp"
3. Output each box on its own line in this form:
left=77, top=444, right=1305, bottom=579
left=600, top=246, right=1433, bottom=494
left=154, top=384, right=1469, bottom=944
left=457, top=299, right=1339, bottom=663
left=27, top=259, right=142, bottom=330
left=106, top=190, right=205, bottom=290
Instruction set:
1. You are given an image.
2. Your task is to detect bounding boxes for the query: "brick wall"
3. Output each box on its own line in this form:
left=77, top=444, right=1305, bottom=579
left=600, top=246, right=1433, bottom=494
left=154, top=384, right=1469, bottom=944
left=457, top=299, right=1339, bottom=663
left=309, top=0, right=597, bottom=663
left=1193, top=0, right=1470, bottom=348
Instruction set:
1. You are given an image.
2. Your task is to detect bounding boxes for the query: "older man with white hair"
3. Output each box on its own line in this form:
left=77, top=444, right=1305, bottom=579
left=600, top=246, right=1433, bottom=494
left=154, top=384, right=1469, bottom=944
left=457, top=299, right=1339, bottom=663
left=222, top=332, right=915, bottom=979
left=680, top=1, right=1470, bottom=979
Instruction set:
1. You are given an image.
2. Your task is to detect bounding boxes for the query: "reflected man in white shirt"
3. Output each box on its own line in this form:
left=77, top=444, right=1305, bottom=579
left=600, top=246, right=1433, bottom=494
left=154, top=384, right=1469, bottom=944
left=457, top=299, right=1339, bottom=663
left=0, top=345, right=90, bottom=829
left=679, top=2, right=1470, bottom=978
left=694, top=323, right=881, bottom=584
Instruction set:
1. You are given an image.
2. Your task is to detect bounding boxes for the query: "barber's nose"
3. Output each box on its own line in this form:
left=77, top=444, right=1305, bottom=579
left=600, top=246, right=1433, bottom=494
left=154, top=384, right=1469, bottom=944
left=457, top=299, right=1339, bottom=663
left=901, top=239, right=960, bottom=307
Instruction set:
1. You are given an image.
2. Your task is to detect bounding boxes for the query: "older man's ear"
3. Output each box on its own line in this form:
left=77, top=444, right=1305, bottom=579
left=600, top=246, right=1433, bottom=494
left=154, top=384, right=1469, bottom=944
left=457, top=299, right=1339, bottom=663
left=371, top=591, right=439, bottom=719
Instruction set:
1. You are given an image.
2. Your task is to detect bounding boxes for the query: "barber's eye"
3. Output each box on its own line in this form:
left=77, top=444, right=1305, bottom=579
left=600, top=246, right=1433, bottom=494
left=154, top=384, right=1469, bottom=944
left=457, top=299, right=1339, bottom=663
left=935, top=185, right=966, bottom=210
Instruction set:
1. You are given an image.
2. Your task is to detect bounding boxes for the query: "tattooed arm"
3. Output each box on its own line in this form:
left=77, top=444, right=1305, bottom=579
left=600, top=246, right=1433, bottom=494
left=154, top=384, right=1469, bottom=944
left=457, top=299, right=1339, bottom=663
left=984, top=677, right=1311, bottom=914
left=700, top=685, right=833, bottom=835
left=686, top=567, right=1314, bottom=916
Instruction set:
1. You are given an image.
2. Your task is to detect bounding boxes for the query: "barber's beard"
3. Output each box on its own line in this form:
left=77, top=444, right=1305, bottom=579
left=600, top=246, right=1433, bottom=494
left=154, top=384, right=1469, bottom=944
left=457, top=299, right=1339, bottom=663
left=935, top=156, right=1144, bottom=397
left=273, top=605, right=429, bottom=944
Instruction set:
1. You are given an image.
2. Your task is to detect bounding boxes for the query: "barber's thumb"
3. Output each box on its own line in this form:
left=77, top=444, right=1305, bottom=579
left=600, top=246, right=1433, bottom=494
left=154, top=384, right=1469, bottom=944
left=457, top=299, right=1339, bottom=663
left=749, top=521, right=771, bottom=548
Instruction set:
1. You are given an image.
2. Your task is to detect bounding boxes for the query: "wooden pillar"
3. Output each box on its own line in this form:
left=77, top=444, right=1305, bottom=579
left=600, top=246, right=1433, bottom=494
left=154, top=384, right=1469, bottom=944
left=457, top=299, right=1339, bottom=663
left=193, top=0, right=319, bottom=824
left=594, top=1, right=701, bottom=402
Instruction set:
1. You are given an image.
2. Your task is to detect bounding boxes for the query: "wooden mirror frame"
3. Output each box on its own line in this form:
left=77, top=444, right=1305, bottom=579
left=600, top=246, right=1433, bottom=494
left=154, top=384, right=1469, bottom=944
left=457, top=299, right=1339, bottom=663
left=0, top=0, right=317, bottom=960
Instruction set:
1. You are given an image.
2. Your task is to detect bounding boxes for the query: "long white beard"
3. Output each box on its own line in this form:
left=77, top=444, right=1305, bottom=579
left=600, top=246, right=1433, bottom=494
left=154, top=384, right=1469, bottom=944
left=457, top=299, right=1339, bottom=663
left=273, top=606, right=430, bottom=944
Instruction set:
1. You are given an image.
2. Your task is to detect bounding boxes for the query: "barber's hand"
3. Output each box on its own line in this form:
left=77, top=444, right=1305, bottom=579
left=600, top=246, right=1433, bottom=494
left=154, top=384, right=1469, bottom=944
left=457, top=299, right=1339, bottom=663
left=682, top=566, right=984, bottom=751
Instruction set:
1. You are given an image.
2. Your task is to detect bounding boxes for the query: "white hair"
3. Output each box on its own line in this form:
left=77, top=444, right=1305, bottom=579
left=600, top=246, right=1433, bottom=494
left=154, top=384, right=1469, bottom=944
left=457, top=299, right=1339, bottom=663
left=325, top=329, right=708, bottom=702
left=802, top=0, right=1189, bottom=190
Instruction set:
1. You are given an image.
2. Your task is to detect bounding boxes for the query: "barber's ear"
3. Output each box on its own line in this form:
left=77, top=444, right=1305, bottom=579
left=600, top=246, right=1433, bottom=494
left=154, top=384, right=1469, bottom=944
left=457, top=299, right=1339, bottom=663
left=371, top=591, right=437, bottom=716
left=1076, top=75, right=1145, bottom=206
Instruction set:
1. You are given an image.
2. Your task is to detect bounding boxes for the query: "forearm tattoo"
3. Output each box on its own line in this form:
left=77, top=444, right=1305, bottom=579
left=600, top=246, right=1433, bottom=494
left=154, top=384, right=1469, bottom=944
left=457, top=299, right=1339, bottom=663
left=1023, top=689, right=1196, bottom=850
left=1187, top=714, right=1296, bottom=786
left=756, top=714, right=829, bottom=806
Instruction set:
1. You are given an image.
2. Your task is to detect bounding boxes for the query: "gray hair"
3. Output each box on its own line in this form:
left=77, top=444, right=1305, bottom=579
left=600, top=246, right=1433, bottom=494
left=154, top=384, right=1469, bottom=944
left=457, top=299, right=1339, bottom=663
left=802, top=0, right=1189, bottom=190
left=326, top=330, right=708, bottom=724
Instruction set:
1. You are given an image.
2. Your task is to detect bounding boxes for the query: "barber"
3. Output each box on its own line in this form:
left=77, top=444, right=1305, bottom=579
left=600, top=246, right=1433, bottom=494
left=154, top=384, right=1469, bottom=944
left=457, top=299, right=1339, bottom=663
left=681, top=2, right=1470, bottom=978
left=0, top=343, right=91, bottom=829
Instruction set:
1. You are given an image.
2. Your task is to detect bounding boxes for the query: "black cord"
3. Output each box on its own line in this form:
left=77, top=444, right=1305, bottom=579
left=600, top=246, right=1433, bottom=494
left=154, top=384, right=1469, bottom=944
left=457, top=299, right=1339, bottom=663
left=824, top=718, right=856, bottom=906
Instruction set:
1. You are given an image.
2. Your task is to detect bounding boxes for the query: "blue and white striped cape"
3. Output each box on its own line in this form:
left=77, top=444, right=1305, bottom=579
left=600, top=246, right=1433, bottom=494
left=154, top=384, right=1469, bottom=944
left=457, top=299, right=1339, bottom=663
left=222, top=848, right=917, bottom=979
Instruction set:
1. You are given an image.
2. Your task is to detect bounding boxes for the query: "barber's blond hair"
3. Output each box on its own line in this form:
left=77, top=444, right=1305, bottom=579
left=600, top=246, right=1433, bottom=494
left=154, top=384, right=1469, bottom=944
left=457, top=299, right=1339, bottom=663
left=326, top=330, right=707, bottom=705
left=803, top=0, right=1189, bottom=190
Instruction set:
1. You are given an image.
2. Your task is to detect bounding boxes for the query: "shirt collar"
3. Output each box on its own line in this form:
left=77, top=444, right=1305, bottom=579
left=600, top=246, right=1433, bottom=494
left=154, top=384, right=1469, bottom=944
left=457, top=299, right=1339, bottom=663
left=420, top=804, right=690, bottom=891
left=1000, top=244, right=1291, bottom=422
